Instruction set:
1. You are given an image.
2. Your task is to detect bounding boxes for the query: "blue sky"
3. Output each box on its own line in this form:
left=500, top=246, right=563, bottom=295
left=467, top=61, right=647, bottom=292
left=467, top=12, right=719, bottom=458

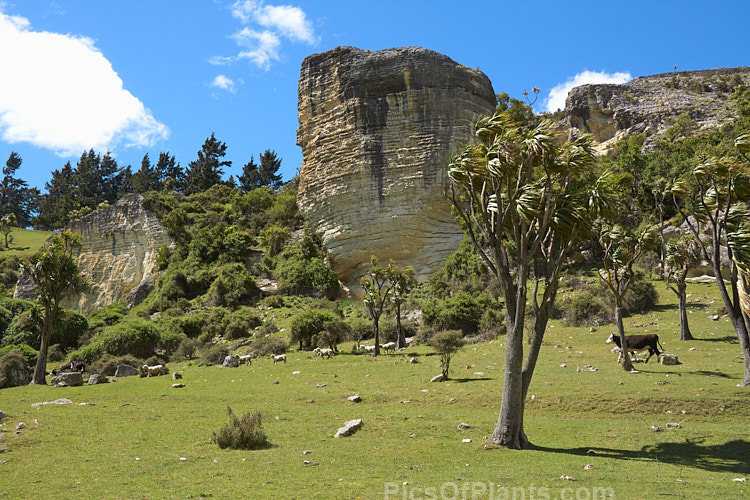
left=1, top=0, right=748, bottom=191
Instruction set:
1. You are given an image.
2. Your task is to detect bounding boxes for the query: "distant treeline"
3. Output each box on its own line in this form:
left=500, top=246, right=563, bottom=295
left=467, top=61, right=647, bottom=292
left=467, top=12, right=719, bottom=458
left=2, top=132, right=285, bottom=230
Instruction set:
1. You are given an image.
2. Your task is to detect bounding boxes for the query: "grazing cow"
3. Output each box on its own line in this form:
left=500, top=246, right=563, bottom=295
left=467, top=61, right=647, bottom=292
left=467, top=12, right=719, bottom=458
left=313, top=347, right=335, bottom=359
left=272, top=354, right=287, bottom=364
left=606, top=333, right=663, bottom=363
left=381, top=342, right=396, bottom=354
left=141, top=364, right=169, bottom=377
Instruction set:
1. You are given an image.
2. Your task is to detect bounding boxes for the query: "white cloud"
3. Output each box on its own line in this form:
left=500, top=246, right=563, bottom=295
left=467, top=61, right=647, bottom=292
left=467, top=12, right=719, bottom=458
left=228, top=0, right=316, bottom=70
left=210, top=74, right=237, bottom=93
left=544, top=70, right=632, bottom=113
left=0, top=11, right=168, bottom=156
left=232, top=27, right=281, bottom=70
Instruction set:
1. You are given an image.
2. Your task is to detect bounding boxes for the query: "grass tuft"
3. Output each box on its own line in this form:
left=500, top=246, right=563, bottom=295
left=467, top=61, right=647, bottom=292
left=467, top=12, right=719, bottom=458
left=213, top=407, right=270, bottom=450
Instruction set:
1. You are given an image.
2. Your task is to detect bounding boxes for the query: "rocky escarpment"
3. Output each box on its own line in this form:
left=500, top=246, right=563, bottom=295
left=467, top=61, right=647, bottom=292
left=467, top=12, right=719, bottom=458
left=15, top=194, right=172, bottom=315
left=297, top=46, right=496, bottom=290
left=563, top=67, right=750, bottom=151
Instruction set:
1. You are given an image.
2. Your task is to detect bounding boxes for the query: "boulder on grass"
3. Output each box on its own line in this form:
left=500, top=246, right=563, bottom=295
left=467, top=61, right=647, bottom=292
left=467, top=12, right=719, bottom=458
left=334, top=419, right=363, bottom=438
left=222, top=355, right=240, bottom=368
left=114, top=364, right=139, bottom=377
left=660, top=354, right=680, bottom=365
left=52, top=372, right=83, bottom=387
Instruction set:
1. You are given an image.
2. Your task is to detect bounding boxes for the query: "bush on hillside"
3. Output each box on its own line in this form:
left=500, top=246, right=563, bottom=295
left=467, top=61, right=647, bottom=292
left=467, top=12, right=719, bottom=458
left=97, top=320, right=161, bottom=359
left=3, top=308, right=87, bottom=351
left=89, top=354, right=143, bottom=376
left=198, top=344, right=229, bottom=366
left=289, top=309, right=339, bottom=350
left=205, top=264, right=261, bottom=308
left=422, top=293, right=487, bottom=335
left=555, top=291, right=612, bottom=327
left=250, top=336, right=287, bottom=357
left=0, top=343, right=38, bottom=367
left=172, top=337, right=201, bottom=361
left=0, top=350, right=29, bottom=389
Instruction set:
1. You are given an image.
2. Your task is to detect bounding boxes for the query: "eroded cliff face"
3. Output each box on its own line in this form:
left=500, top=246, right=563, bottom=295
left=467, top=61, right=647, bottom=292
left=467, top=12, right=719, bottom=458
left=297, top=46, right=496, bottom=290
left=15, top=194, right=172, bottom=315
left=562, top=67, right=750, bottom=152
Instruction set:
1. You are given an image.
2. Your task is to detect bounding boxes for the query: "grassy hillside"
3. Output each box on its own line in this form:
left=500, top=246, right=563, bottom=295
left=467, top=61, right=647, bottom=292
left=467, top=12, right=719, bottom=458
left=0, top=228, right=50, bottom=259
left=1, top=280, right=748, bottom=499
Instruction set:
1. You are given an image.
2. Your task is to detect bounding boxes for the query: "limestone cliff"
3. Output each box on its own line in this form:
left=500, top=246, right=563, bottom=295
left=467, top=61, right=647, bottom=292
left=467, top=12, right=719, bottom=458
left=562, top=67, right=750, bottom=152
left=297, top=46, right=496, bottom=290
left=15, top=194, right=172, bottom=315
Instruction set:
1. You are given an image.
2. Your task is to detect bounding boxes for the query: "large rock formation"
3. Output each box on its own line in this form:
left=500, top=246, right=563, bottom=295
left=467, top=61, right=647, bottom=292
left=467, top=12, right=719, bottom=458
left=15, top=194, right=171, bottom=315
left=562, top=67, right=749, bottom=152
left=297, top=46, right=496, bottom=290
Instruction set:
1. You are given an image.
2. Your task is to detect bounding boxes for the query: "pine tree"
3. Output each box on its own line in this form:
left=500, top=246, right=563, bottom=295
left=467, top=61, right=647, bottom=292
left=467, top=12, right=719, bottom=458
left=1, top=152, right=39, bottom=228
left=259, top=150, right=283, bottom=189
left=132, top=153, right=160, bottom=193
left=184, top=133, right=230, bottom=195
left=35, top=162, right=76, bottom=229
left=156, top=152, right=182, bottom=192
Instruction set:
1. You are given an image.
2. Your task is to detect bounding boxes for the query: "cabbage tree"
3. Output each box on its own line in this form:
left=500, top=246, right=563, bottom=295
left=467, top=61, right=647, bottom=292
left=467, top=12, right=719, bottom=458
left=672, top=134, right=750, bottom=386
left=448, top=110, right=617, bottom=449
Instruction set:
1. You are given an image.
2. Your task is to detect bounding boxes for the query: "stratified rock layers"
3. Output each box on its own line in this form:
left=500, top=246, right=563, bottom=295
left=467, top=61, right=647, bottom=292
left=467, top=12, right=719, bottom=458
left=297, top=46, right=495, bottom=288
left=16, top=194, right=172, bottom=315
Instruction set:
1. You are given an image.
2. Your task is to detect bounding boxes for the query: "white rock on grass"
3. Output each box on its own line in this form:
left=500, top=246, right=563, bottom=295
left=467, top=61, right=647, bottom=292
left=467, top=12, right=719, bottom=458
left=334, top=419, right=363, bottom=438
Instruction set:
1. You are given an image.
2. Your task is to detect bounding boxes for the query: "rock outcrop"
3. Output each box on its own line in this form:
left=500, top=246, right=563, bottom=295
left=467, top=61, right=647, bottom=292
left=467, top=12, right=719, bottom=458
left=562, top=67, right=749, bottom=152
left=297, top=46, right=496, bottom=290
left=15, top=194, right=172, bottom=315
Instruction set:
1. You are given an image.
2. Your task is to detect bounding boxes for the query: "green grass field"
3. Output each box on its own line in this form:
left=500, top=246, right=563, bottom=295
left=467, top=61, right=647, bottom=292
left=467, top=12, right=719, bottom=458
left=0, top=228, right=50, bottom=259
left=1, top=281, right=749, bottom=499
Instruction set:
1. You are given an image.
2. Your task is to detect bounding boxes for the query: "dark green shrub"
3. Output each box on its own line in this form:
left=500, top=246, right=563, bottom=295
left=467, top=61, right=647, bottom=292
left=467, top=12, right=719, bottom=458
left=205, top=264, right=261, bottom=308
left=87, top=301, right=129, bottom=331
left=213, top=407, right=269, bottom=450
left=259, top=224, right=291, bottom=257
left=0, top=305, right=13, bottom=342
left=289, top=309, right=339, bottom=350
left=47, top=344, right=65, bottom=363
left=621, top=276, right=659, bottom=314
left=257, top=322, right=279, bottom=337
left=159, top=329, right=187, bottom=355
left=0, top=350, right=29, bottom=389
left=199, top=344, right=229, bottom=365
left=0, top=344, right=38, bottom=367
left=250, top=336, right=288, bottom=356
left=89, top=354, right=143, bottom=376
left=263, top=296, right=285, bottom=309
left=422, top=293, right=483, bottom=335
left=274, top=235, right=339, bottom=298
left=224, top=309, right=262, bottom=340
left=3, top=308, right=87, bottom=350
left=557, top=291, right=611, bottom=327
left=250, top=337, right=289, bottom=357
left=173, top=338, right=201, bottom=361
left=311, top=320, right=351, bottom=350
left=68, top=343, right=103, bottom=365
left=98, top=320, right=161, bottom=359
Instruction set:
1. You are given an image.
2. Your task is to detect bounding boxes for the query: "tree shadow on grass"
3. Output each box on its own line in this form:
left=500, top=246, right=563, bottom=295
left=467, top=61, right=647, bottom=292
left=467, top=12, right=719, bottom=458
left=696, top=335, right=738, bottom=343
left=530, top=438, right=750, bottom=474
left=449, top=377, right=493, bottom=383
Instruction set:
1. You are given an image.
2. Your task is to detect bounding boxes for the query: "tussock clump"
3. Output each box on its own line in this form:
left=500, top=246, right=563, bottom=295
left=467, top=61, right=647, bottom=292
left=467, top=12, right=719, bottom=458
left=213, top=407, right=269, bottom=450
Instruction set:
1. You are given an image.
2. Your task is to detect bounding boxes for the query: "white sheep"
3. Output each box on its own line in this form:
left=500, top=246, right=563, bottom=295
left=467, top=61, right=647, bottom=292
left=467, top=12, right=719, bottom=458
left=238, top=354, right=253, bottom=366
left=141, top=364, right=168, bottom=377
left=363, top=345, right=376, bottom=355
left=313, top=347, right=335, bottom=359
left=381, top=342, right=396, bottom=354
left=272, top=354, right=287, bottom=364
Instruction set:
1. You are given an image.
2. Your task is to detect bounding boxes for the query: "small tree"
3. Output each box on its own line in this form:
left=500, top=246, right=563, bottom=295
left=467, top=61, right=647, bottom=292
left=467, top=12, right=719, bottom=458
left=596, top=223, right=656, bottom=371
left=390, top=265, right=416, bottom=349
left=0, top=213, right=16, bottom=248
left=22, top=230, right=89, bottom=385
left=430, top=330, right=465, bottom=380
left=360, top=256, right=396, bottom=356
left=664, top=236, right=700, bottom=341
